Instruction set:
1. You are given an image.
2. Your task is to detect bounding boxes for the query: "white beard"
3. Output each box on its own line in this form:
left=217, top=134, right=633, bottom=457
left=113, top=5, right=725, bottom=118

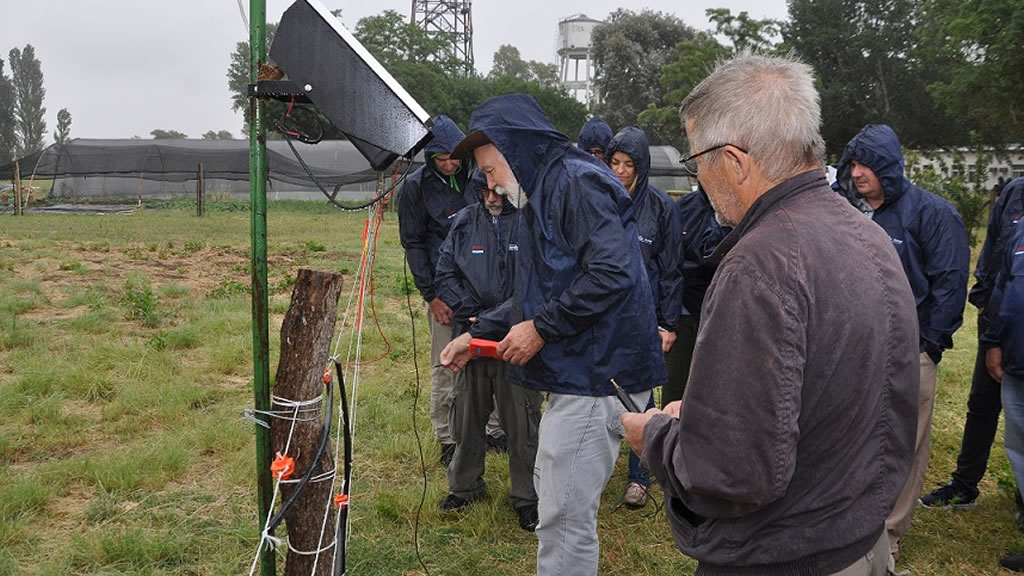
left=496, top=181, right=528, bottom=209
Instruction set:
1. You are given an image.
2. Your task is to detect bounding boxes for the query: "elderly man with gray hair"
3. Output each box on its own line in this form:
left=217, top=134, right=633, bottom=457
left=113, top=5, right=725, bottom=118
left=621, top=53, right=920, bottom=575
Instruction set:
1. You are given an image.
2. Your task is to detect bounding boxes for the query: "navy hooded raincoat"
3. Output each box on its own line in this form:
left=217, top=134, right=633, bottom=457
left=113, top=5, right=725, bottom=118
left=463, top=94, right=664, bottom=397
left=972, top=177, right=1024, bottom=310
left=577, top=117, right=613, bottom=154
left=606, top=126, right=683, bottom=331
left=398, top=115, right=475, bottom=303
left=834, top=124, right=969, bottom=362
left=982, top=218, right=1024, bottom=380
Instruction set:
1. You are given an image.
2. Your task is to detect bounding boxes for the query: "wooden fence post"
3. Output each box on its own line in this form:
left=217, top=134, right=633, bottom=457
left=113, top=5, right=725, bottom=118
left=270, top=268, right=343, bottom=576
left=197, top=163, right=205, bottom=216
left=14, top=161, right=22, bottom=216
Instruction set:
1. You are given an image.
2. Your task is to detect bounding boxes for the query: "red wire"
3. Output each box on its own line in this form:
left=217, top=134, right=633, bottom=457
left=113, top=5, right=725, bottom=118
left=346, top=199, right=392, bottom=366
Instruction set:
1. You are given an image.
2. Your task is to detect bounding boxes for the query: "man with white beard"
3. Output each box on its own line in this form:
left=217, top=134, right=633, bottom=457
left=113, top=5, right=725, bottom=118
left=441, top=93, right=665, bottom=576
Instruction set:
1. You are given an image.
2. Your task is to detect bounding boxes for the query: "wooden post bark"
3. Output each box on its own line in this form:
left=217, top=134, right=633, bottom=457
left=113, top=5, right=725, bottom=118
left=14, top=161, right=21, bottom=216
left=270, top=268, right=343, bottom=576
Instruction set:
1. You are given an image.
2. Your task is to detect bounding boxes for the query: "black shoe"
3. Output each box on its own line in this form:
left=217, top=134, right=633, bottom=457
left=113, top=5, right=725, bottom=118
left=439, top=493, right=471, bottom=512
left=1001, top=553, right=1024, bottom=572
left=440, top=443, right=455, bottom=467
left=918, top=482, right=978, bottom=509
left=515, top=503, right=538, bottom=532
left=486, top=434, right=508, bottom=454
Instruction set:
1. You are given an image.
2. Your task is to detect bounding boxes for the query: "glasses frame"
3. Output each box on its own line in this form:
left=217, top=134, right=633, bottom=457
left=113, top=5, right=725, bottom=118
left=680, top=143, right=748, bottom=176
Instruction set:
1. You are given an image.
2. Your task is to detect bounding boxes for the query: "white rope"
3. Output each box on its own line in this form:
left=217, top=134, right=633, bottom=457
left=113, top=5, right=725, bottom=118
left=235, top=0, right=249, bottom=32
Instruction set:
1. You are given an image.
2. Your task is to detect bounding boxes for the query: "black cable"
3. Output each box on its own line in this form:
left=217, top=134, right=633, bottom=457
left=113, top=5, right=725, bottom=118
left=404, top=255, right=432, bottom=576
left=332, top=359, right=352, bottom=576
left=265, top=377, right=334, bottom=535
left=280, top=132, right=414, bottom=212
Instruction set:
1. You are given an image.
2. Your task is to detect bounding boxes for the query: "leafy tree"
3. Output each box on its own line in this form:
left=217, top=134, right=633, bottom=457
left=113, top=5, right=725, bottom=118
left=915, top=0, right=1024, bottom=146
left=637, top=31, right=730, bottom=151
left=785, top=0, right=963, bottom=157
left=9, top=45, right=47, bottom=156
left=590, top=9, right=696, bottom=134
left=53, top=108, right=71, bottom=144
left=490, top=45, right=560, bottom=88
left=906, top=141, right=993, bottom=246
left=202, top=130, right=234, bottom=140
left=0, top=58, right=16, bottom=165
left=356, top=10, right=464, bottom=76
left=706, top=9, right=784, bottom=53
left=151, top=129, right=188, bottom=139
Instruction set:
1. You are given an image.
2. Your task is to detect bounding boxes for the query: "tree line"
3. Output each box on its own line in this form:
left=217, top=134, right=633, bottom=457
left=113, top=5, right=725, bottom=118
left=0, top=45, right=73, bottom=166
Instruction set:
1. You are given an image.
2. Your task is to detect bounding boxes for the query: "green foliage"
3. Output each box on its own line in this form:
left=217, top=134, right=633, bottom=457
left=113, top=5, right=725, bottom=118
left=53, top=107, right=71, bottom=145
left=591, top=9, right=696, bottom=136
left=303, top=239, right=326, bottom=252
left=150, top=129, right=187, bottom=140
left=183, top=238, right=205, bottom=253
left=356, top=10, right=466, bottom=76
left=490, top=45, right=559, bottom=88
left=201, top=130, right=233, bottom=140
left=206, top=279, right=249, bottom=299
left=119, top=276, right=161, bottom=327
left=905, top=143, right=992, bottom=246
left=786, top=0, right=966, bottom=155
left=8, top=44, right=46, bottom=157
left=0, top=58, right=17, bottom=166
left=915, top=0, right=1024, bottom=146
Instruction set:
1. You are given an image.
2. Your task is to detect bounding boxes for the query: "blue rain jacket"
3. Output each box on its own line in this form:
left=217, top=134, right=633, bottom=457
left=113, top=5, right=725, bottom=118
left=466, top=94, right=664, bottom=396
left=577, top=116, right=613, bottom=153
left=398, top=115, right=475, bottom=302
left=982, top=219, right=1024, bottom=379
left=971, top=177, right=1024, bottom=309
left=676, top=187, right=730, bottom=318
left=834, top=124, right=969, bottom=362
left=606, top=126, right=683, bottom=330
left=435, top=172, right=521, bottom=339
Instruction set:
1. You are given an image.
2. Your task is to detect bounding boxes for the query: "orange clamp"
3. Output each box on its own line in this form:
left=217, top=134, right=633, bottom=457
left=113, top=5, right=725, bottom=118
left=270, top=452, right=295, bottom=480
left=323, top=367, right=331, bottom=385
left=334, top=493, right=349, bottom=509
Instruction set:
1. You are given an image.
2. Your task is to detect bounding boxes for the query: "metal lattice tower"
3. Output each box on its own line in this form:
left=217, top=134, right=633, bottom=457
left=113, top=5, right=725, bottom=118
left=410, top=1, right=474, bottom=74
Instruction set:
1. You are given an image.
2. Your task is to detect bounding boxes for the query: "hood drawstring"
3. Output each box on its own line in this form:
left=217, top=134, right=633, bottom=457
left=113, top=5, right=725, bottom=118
left=449, top=174, right=460, bottom=193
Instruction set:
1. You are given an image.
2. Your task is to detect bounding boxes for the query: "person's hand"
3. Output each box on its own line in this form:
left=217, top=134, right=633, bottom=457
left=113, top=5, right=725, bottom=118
left=662, top=400, right=682, bottom=419
left=440, top=332, right=473, bottom=373
left=986, top=347, right=1003, bottom=382
left=660, top=330, right=676, bottom=353
left=498, top=320, right=544, bottom=366
left=621, top=408, right=661, bottom=456
left=429, top=298, right=452, bottom=325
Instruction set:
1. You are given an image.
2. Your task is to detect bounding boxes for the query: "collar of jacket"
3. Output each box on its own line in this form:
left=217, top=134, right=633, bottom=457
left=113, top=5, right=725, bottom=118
left=711, top=169, right=827, bottom=263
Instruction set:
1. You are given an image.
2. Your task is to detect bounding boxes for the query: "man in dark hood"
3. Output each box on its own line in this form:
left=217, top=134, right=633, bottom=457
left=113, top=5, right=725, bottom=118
left=577, top=116, right=613, bottom=161
left=605, top=125, right=683, bottom=508
left=398, top=115, right=503, bottom=466
left=441, top=93, right=664, bottom=576
left=834, top=123, right=970, bottom=566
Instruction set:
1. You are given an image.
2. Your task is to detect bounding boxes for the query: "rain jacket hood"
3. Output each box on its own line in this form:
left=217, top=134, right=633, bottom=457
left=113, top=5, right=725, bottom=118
left=606, top=125, right=652, bottom=199
left=577, top=116, right=613, bottom=153
left=425, top=115, right=467, bottom=182
left=834, top=124, right=907, bottom=209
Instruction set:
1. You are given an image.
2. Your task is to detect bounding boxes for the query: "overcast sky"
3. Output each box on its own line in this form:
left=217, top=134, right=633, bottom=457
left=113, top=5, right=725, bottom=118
left=0, top=0, right=788, bottom=141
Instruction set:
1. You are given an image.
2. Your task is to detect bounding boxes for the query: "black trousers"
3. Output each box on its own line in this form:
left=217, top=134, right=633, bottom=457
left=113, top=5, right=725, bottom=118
left=950, top=315, right=1003, bottom=490
left=662, top=314, right=698, bottom=408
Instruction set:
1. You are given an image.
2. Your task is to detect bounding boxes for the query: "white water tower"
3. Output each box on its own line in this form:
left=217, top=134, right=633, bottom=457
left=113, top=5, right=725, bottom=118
left=557, top=14, right=602, bottom=105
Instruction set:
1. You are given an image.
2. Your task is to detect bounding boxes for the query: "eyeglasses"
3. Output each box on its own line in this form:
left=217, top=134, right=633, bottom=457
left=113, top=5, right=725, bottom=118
left=680, top=143, right=747, bottom=176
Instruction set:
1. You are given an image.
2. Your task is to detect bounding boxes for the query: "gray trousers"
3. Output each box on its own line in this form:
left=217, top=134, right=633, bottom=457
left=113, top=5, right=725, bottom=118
left=428, top=308, right=501, bottom=444
left=447, top=358, right=541, bottom=508
left=535, top=390, right=649, bottom=576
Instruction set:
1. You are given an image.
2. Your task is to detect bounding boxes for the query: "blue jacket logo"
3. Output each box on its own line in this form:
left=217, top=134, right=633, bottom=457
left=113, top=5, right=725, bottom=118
left=471, top=244, right=484, bottom=255
left=638, top=235, right=654, bottom=245
left=890, top=237, right=904, bottom=246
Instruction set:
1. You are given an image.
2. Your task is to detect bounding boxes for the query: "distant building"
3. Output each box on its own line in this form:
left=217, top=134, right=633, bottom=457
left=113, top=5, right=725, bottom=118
left=557, top=14, right=602, bottom=106
left=908, top=144, right=1024, bottom=190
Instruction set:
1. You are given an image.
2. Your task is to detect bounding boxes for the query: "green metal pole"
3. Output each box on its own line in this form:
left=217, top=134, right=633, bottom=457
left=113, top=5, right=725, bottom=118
left=248, top=0, right=274, bottom=575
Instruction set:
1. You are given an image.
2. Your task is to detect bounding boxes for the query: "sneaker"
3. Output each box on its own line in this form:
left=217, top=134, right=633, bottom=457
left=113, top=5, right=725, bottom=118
left=918, top=482, right=978, bottom=509
left=515, top=503, right=539, bottom=532
left=439, top=443, right=456, bottom=467
left=439, top=493, right=471, bottom=512
left=486, top=434, right=508, bottom=454
left=1001, top=553, right=1024, bottom=572
left=623, top=481, right=649, bottom=509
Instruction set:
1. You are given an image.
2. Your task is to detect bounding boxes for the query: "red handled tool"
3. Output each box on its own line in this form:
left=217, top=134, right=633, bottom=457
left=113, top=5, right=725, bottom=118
left=469, top=338, right=501, bottom=359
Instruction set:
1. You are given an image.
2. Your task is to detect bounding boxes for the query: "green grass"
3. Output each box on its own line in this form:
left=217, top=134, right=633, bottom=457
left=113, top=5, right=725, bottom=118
left=0, top=203, right=1013, bottom=575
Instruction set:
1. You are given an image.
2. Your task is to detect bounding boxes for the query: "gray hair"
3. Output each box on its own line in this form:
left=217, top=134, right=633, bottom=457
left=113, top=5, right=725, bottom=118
left=680, top=52, right=825, bottom=182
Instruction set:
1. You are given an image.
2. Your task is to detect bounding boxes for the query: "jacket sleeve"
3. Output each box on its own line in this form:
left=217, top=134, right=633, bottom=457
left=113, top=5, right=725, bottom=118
left=969, top=190, right=1008, bottom=309
left=919, top=203, right=970, bottom=356
left=532, top=171, right=637, bottom=342
left=470, top=298, right=517, bottom=341
left=398, top=176, right=436, bottom=302
left=642, top=258, right=803, bottom=519
left=434, top=219, right=475, bottom=332
left=657, top=197, right=684, bottom=330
